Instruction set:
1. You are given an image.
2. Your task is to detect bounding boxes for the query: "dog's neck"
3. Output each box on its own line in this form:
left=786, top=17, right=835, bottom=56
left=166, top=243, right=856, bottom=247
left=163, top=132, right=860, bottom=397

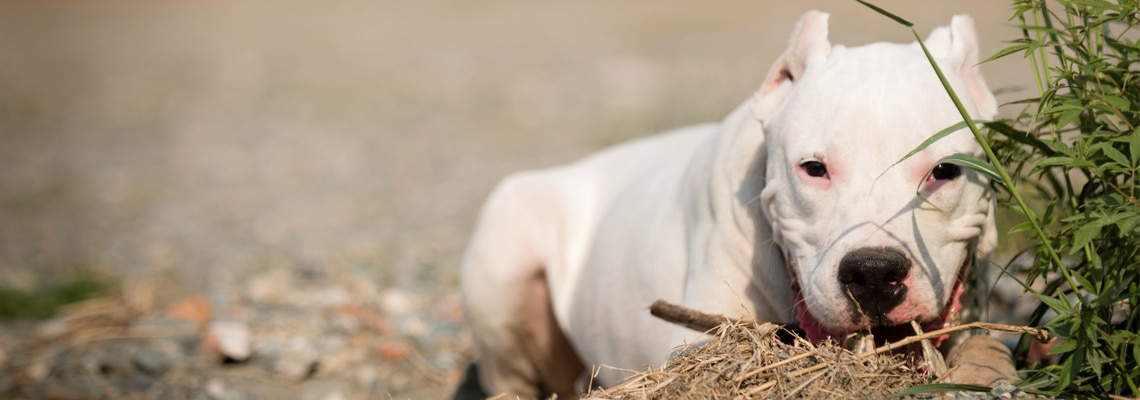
left=676, top=99, right=795, bottom=324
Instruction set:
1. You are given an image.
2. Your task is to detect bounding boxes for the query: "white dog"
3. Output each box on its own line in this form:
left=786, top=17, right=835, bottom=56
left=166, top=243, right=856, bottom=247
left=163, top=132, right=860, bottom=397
left=460, top=10, right=998, bottom=398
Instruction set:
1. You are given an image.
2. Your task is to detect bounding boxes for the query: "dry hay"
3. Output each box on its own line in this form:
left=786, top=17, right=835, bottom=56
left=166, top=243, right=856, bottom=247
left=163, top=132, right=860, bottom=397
left=584, top=302, right=1050, bottom=399
left=586, top=321, right=929, bottom=400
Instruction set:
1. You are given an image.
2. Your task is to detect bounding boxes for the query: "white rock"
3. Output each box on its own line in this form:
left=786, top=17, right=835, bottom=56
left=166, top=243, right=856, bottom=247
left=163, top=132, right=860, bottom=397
left=205, top=378, right=227, bottom=398
left=207, top=320, right=252, bottom=361
left=379, top=289, right=414, bottom=315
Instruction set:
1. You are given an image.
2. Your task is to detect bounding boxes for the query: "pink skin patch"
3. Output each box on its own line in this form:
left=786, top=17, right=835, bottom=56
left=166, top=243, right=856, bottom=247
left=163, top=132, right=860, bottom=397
left=792, top=258, right=970, bottom=349
left=922, top=174, right=953, bottom=193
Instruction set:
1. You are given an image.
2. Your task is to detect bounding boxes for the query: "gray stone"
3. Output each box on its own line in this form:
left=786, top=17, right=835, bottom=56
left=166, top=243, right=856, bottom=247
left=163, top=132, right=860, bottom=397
left=272, top=339, right=320, bottom=381
left=133, top=347, right=173, bottom=376
left=251, top=338, right=285, bottom=373
left=990, top=380, right=1018, bottom=399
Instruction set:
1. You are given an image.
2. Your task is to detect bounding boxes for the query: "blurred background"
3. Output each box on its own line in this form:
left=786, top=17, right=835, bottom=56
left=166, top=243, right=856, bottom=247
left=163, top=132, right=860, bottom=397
left=0, top=1, right=1027, bottom=398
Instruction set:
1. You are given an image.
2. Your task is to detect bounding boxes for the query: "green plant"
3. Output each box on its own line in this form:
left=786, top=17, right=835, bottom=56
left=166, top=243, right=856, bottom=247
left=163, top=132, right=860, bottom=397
left=997, top=1, right=1140, bottom=396
left=860, top=0, right=1140, bottom=397
left=0, top=269, right=113, bottom=319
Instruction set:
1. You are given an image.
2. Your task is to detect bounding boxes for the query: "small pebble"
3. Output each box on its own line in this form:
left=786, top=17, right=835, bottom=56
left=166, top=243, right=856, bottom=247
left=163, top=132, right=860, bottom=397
left=273, top=338, right=321, bottom=381
left=206, top=321, right=252, bottom=362
left=378, top=342, right=411, bottom=361
left=133, top=347, right=173, bottom=376
left=990, top=380, right=1018, bottom=399
left=379, top=289, right=414, bottom=315
left=205, top=378, right=242, bottom=400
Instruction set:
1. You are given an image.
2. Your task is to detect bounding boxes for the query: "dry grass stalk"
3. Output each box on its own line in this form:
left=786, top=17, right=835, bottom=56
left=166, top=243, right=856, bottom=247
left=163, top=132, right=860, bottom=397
left=587, top=300, right=1051, bottom=399
left=587, top=321, right=926, bottom=399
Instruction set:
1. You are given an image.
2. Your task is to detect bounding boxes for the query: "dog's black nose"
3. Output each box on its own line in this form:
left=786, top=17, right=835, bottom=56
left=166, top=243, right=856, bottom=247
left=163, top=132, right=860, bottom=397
left=838, top=248, right=910, bottom=325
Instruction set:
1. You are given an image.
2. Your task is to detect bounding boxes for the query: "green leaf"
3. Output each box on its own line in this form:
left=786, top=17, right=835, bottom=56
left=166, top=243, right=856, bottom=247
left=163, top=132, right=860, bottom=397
left=1089, top=348, right=1104, bottom=376
left=1100, top=95, right=1130, bottom=111
left=1116, top=214, right=1140, bottom=233
left=1034, top=292, right=1072, bottom=312
left=1042, top=103, right=1084, bottom=114
left=1009, top=220, right=1037, bottom=234
left=889, top=383, right=990, bottom=398
left=982, top=43, right=1032, bottom=64
left=893, top=120, right=972, bottom=166
left=935, top=153, right=1003, bottom=182
left=1071, top=219, right=1109, bottom=254
left=1057, top=107, right=1082, bottom=128
left=1088, top=314, right=1107, bottom=326
left=1060, top=213, right=1091, bottom=223
left=1059, top=355, right=1074, bottom=389
left=1130, top=126, right=1140, bottom=166
left=1006, top=202, right=1040, bottom=222
left=984, top=120, right=1057, bottom=155
left=1042, top=102, right=1084, bottom=128
left=1069, top=0, right=1120, bottom=11
left=1097, top=162, right=1130, bottom=175
left=855, top=0, right=914, bottom=27
left=1034, top=156, right=1098, bottom=169
left=1068, top=351, right=1085, bottom=388
left=1133, top=338, right=1140, bottom=368
left=1069, top=210, right=1134, bottom=253
left=1072, top=271, right=1097, bottom=294
left=1050, top=339, right=1079, bottom=355
left=1093, top=143, right=1130, bottom=167
left=1100, top=193, right=1126, bottom=208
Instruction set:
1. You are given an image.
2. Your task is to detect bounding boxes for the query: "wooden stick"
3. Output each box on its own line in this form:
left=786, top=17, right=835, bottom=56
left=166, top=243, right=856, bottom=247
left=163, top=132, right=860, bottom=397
left=649, top=300, right=748, bottom=332
left=649, top=299, right=1050, bottom=346
left=857, top=322, right=1051, bottom=358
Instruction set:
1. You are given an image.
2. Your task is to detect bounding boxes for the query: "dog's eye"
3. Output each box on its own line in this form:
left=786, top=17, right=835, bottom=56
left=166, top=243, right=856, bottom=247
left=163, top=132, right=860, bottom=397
left=931, top=163, right=962, bottom=180
left=801, top=161, right=828, bottom=178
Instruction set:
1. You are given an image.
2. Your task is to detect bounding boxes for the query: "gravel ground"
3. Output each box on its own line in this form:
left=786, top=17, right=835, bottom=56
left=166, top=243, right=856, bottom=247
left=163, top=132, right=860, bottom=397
left=0, top=1, right=1027, bottom=398
left=0, top=268, right=469, bottom=399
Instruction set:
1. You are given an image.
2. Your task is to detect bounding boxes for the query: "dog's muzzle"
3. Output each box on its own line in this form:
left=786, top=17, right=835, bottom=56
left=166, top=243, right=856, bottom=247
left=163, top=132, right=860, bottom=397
left=838, top=247, right=911, bottom=326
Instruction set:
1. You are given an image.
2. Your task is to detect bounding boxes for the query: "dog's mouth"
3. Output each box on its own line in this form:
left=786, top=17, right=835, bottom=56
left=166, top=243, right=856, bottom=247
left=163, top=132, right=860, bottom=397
left=790, top=257, right=969, bottom=351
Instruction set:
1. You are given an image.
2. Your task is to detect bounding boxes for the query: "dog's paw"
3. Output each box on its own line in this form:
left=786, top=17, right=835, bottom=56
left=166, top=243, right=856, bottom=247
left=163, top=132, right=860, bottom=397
left=943, top=335, right=1018, bottom=386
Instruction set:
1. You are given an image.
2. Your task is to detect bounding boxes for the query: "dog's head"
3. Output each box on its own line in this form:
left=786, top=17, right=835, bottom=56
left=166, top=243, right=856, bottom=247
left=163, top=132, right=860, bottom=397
left=753, top=11, right=998, bottom=346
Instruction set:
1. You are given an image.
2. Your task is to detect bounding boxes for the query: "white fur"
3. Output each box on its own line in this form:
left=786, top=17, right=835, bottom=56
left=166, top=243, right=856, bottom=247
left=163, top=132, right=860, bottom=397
left=461, top=11, right=997, bottom=397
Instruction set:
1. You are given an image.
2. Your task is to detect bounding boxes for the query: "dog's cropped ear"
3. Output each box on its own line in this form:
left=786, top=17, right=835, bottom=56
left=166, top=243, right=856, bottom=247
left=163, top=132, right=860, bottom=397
left=924, top=15, right=998, bottom=119
left=752, top=10, right=831, bottom=123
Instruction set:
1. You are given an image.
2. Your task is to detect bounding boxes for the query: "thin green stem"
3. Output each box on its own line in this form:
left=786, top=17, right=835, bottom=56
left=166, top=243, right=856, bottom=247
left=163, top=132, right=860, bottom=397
left=910, top=28, right=1085, bottom=307
left=1036, top=3, right=1055, bottom=90
left=1022, top=12, right=1047, bottom=133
